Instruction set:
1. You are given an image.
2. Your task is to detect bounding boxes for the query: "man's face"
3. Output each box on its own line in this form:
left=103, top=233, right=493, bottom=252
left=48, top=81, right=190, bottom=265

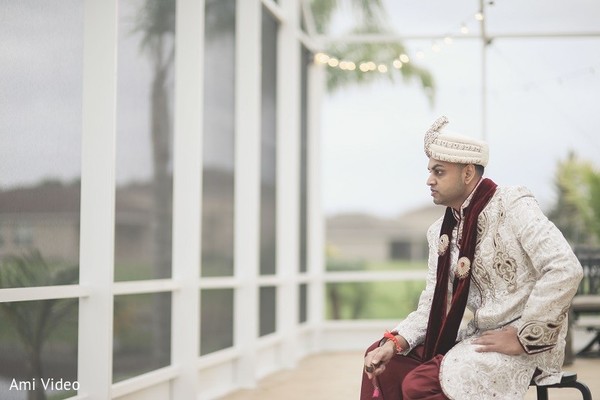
left=426, top=158, right=468, bottom=210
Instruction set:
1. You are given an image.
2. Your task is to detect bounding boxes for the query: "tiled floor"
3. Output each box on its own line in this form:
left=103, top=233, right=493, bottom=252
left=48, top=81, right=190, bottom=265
left=223, top=333, right=600, bottom=400
left=223, top=351, right=599, bottom=399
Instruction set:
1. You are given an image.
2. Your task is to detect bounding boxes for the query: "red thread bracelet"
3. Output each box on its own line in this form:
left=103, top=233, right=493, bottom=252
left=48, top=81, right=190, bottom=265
left=383, top=330, right=403, bottom=353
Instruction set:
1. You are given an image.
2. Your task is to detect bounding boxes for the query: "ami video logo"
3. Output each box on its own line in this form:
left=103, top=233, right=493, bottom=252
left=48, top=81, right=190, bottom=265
left=9, top=377, right=80, bottom=392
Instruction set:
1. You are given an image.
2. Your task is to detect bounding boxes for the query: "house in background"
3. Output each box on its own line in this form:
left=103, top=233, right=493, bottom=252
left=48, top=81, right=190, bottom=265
left=0, top=181, right=81, bottom=264
left=326, top=205, right=443, bottom=263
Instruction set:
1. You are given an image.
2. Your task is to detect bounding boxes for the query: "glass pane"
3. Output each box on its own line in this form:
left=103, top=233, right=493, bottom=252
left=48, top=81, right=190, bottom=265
left=201, top=0, right=236, bottom=278
left=299, top=283, right=308, bottom=323
left=113, top=293, right=171, bottom=382
left=259, top=286, right=277, bottom=336
left=326, top=280, right=425, bottom=320
left=0, top=299, right=78, bottom=399
left=0, top=0, right=83, bottom=287
left=200, top=288, right=234, bottom=355
left=260, top=7, right=278, bottom=276
left=114, top=0, right=176, bottom=281
left=299, top=46, right=311, bottom=273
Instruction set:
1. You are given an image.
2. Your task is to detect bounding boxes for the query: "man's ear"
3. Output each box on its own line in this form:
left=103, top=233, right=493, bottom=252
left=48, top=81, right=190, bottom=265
left=463, top=164, right=476, bottom=184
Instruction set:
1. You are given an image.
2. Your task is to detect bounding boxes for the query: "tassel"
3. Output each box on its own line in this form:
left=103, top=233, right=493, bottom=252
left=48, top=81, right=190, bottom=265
left=371, top=377, right=380, bottom=398
left=372, top=386, right=380, bottom=398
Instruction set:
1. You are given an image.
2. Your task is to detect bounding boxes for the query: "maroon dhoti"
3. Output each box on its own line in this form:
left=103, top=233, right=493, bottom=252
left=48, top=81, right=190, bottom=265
left=360, top=342, right=448, bottom=400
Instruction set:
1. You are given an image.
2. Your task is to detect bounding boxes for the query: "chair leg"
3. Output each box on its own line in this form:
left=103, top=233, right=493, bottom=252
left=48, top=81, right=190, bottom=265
left=536, top=385, right=548, bottom=400
left=572, top=380, right=593, bottom=400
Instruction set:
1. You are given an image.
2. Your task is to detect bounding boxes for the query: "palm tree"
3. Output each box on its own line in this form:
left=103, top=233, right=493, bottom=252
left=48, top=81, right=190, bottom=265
left=132, top=0, right=176, bottom=369
left=0, top=252, right=78, bottom=400
left=133, top=0, right=175, bottom=280
left=309, top=0, right=435, bottom=99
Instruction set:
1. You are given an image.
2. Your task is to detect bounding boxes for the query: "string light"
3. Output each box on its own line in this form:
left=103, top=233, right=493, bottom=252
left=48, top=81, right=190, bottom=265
left=315, top=52, right=329, bottom=64
left=338, top=60, right=356, bottom=70
left=314, top=8, right=486, bottom=74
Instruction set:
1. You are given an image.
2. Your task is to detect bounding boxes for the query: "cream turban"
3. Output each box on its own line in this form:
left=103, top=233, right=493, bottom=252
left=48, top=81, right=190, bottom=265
left=424, top=116, right=489, bottom=167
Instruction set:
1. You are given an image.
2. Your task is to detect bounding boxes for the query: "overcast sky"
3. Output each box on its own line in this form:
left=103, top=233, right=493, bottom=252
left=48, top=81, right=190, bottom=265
left=321, top=0, right=600, bottom=217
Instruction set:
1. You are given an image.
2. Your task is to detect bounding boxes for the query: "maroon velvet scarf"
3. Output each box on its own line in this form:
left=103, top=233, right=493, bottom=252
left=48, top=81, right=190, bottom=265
left=422, top=178, right=497, bottom=361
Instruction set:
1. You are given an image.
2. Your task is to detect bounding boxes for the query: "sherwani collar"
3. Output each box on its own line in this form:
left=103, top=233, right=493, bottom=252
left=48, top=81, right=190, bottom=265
left=451, top=177, right=483, bottom=222
left=451, top=178, right=483, bottom=246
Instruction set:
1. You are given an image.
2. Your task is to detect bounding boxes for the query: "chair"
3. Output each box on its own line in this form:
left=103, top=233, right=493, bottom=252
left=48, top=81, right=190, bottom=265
left=571, top=254, right=600, bottom=357
left=530, top=371, right=592, bottom=400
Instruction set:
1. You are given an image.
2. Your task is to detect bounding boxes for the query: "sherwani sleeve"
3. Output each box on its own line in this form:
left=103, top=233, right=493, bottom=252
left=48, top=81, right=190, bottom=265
left=506, top=187, right=583, bottom=354
left=392, top=219, right=443, bottom=351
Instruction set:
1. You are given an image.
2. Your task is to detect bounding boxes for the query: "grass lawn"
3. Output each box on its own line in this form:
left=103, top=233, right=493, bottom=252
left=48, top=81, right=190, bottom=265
left=326, top=260, right=427, bottom=320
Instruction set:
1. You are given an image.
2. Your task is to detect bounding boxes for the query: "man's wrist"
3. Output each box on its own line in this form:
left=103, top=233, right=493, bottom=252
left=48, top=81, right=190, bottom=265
left=381, top=338, right=395, bottom=350
left=380, top=331, right=405, bottom=353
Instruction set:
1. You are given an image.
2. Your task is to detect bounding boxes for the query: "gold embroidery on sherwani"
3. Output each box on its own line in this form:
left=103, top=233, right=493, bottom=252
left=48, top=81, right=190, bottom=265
left=472, top=216, right=493, bottom=294
left=455, top=257, right=471, bottom=279
left=519, top=305, right=569, bottom=354
left=492, top=208, right=518, bottom=292
left=438, top=234, right=449, bottom=256
left=492, top=251, right=517, bottom=292
left=519, top=320, right=561, bottom=353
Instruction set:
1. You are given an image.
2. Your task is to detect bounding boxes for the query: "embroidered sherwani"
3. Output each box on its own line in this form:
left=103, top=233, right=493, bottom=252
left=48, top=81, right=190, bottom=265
left=393, top=186, right=583, bottom=399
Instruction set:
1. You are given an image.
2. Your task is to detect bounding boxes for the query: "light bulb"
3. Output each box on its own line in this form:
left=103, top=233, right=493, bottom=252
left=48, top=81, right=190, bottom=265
left=314, top=52, right=329, bottom=64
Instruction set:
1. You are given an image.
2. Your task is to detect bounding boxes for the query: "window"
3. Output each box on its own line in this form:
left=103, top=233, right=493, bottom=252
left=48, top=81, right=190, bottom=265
left=201, top=0, right=236, bottom=278
left=260, top=6, right=278, bottom=276
left=259, top=286, right=277, bottom=336
left=113, top=293, right=172, bottom=382
left=199, top=0, right=237, bottom=357
left=299, top=283, right=308, bottom=323
left=0, top=1, right=82, bottom=288
left=114, top=0, right=175, bottom=282
left=200, top=289, right=234, bottom=355
left=299, top=45, right=311, bottom=273
left=0, top=2, right=83, bottom=393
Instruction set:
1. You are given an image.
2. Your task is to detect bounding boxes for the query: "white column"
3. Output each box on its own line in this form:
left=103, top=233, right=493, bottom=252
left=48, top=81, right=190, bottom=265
left=171, top=0, right=204, bottom=398
left=277, top=0, right=301, bottom=369
left=234, top=0, right=262, bottom=388
left=307, top=61, right=326, bottom=352
left=78, top=0, right=118, bottom=398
